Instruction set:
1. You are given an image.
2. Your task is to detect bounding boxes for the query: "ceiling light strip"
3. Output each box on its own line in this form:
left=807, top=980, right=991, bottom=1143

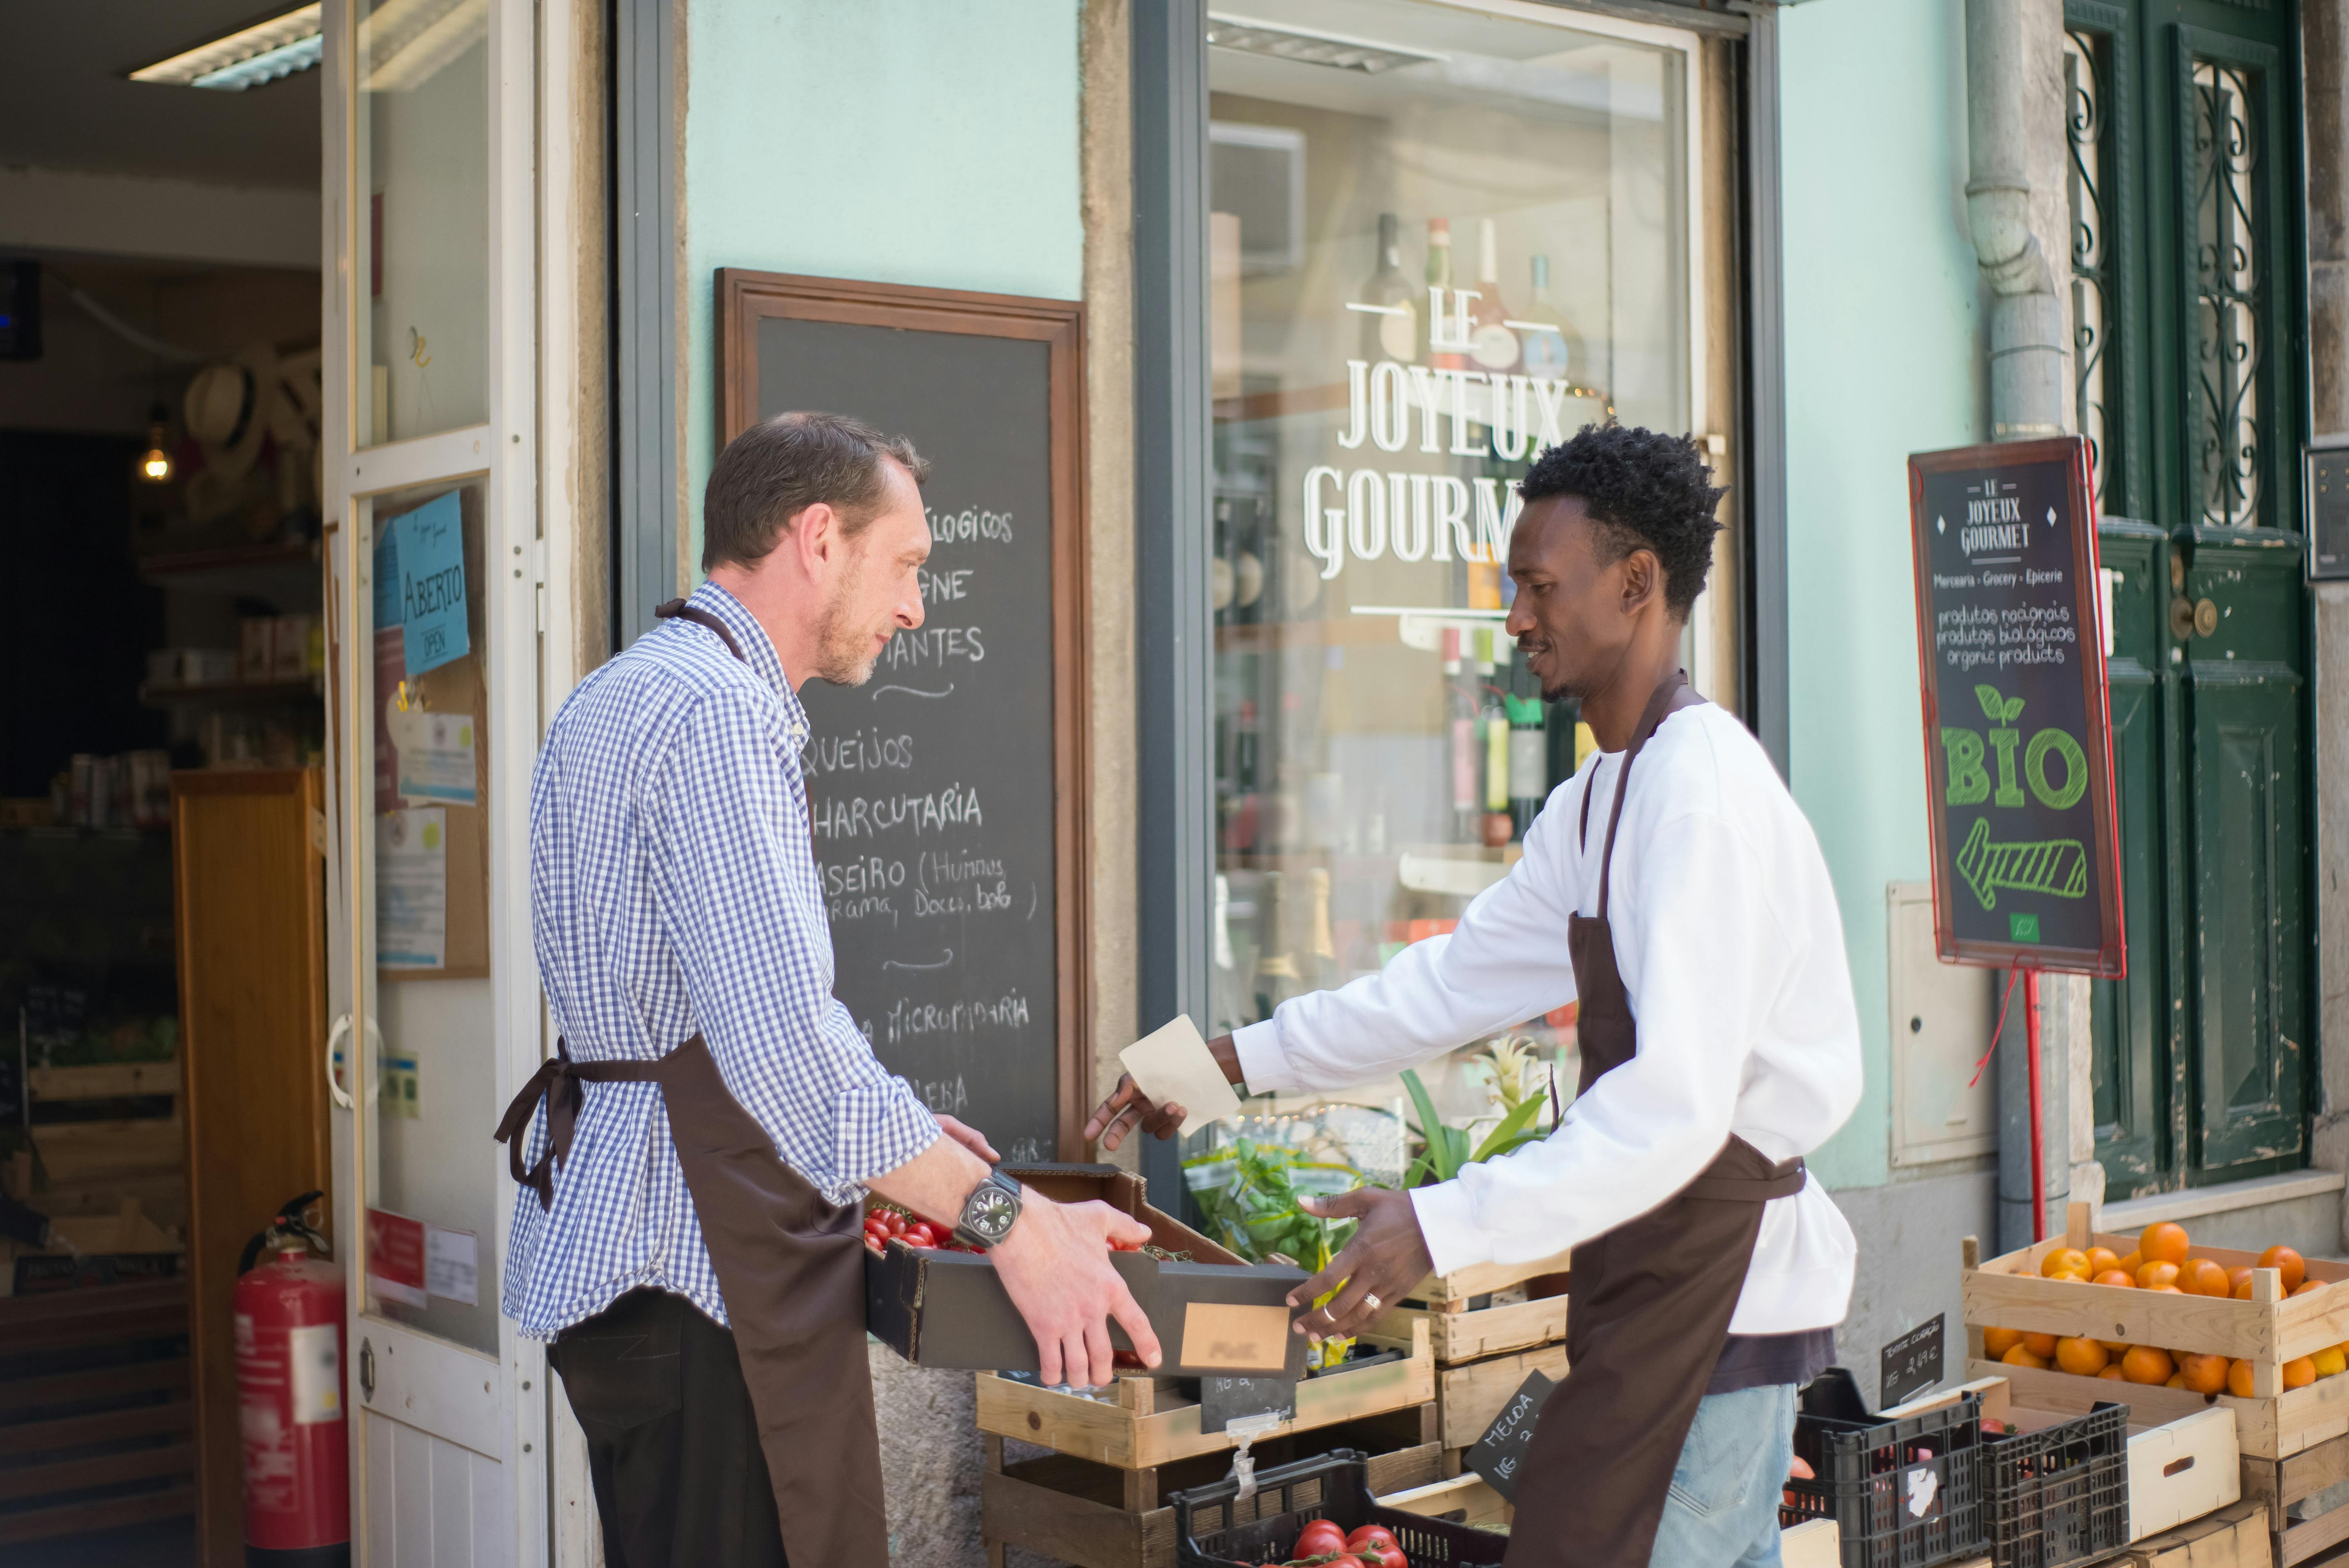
left=130, top=3, right=323, bottom=89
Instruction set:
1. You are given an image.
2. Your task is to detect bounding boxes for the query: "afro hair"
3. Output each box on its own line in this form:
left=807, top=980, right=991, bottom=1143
left=1519, top=424, right=1726, bottom=618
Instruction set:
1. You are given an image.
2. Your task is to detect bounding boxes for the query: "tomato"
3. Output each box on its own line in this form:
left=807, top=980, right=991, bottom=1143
left=1353, top=1542, right=1405, bottom=1568
left=1345, top=1527, right=1398, bottom=1556
left=1294, top=1520, right=1347, bottom=1559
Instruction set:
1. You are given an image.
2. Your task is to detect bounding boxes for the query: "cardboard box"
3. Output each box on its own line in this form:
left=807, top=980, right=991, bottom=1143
left=864, top=1162, right=1310, bottom=1379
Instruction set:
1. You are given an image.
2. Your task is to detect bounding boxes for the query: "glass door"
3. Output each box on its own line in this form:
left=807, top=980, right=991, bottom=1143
left=319, top=0, right=552, bottom=1559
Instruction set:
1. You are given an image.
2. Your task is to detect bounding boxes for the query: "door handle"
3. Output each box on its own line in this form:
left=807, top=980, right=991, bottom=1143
left=326, top=1015, right=355, bottom=1110
left=359, top=1336, right=376, bottom=1401
left=324, top=1014, right=384, bottom=1111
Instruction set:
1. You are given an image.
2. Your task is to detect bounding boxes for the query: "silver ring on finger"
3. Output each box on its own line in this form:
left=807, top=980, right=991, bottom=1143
left=1361, top=1292, right=1381, bottom=1315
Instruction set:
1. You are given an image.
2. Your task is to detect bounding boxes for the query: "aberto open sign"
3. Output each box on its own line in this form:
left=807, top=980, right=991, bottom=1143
left=1907, top=438, right=2125, bottom=976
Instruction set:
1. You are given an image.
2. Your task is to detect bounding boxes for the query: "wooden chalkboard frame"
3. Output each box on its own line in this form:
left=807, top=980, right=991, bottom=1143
left=1907, top=436, right=2125, bottom=977
left=715, top=268, right=1092, bottom=1157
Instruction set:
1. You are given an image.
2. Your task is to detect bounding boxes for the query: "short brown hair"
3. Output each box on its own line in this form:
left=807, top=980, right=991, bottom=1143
left=701, top=411, right=929, bottom=571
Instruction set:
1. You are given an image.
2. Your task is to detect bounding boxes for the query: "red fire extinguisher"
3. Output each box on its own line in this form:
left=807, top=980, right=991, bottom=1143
left=235, top=1191, right=351, bottom=1566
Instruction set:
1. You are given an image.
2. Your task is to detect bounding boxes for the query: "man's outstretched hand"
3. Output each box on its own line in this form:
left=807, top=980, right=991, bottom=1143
left=989, top=1194, right=1163, bottom=1389
left=1284, top=1187, right=1433, bottom=1339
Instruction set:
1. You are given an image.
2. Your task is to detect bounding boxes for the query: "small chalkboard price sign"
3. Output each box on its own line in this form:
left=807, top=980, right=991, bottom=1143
left=1907, top=438, right=2124, bottom=976
left=1465, top=1368, right=1556, bottom=1501
left=1879, top=1315, right=1944, bottom=1409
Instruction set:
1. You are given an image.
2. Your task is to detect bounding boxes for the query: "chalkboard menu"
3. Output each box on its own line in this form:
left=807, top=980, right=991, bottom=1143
left=1908, top=438, right=2123, bottom=975
left=719, top=270, right=1087, bottom=1161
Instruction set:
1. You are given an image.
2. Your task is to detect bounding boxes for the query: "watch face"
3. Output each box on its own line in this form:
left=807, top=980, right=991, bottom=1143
left=968, top=1184, right=1018, bottom=1241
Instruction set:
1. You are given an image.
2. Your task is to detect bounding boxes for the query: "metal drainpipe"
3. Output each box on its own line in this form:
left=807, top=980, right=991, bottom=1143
left=1966, top=0, right=2072, bottom=1251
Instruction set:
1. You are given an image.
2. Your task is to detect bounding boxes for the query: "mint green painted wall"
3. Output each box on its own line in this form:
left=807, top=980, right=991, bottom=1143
left=681, top=0, right=1083, bottom=569
left=1779, top=0, right=1986, bottom=1189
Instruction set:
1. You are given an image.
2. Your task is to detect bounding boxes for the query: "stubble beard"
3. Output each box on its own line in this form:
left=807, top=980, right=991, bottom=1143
left=811, top=581, right=881, bottom=687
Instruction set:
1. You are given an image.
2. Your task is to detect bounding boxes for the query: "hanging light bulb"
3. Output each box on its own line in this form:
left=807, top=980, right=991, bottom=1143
left=137, top=402, right=174, bottom=483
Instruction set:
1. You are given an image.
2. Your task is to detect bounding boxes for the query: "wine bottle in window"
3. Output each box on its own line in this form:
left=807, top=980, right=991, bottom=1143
left=1519, top=254, right=1588, bottom=391
left=1421, top=218, right=1465, bottom=371
left=1481, top=676, right=1512, bottom=847
left=1506, top=691, right=1549, bottom=839
left=1445, top=627, right=1479, bottom=842
left=1359, top=212, right=1418, bottom=364
left=1302, top=868, right=1338, bottom=990
left=1469, top=218, right=1521, bottom=377
left=1253, top=870, right=1301, bottom=1020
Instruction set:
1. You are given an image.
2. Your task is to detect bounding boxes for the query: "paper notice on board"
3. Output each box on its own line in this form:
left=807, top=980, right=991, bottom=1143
left=426, top=1225, right=479, bottom=1306
left=377, top=809, right=448, bottom=969
left=365, top=1208, right=428, bottom=1309
left=388, top=708, right=478, bottom=805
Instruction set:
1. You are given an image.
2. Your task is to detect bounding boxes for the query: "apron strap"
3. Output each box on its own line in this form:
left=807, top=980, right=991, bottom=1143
left=493, top=1038, right=667, bottom=1210
left=653, top=598, right=749, bottom=664
left=1680, top=1158, right=1807, bottom=1202
left=1592, top=670, right=1706, bottom=922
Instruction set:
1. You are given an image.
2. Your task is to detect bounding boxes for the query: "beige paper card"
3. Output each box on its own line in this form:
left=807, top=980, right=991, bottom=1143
left=1180, top=1302, right=1292, bottom=1371
left=1119, top=1014, right=1241, bottom=1136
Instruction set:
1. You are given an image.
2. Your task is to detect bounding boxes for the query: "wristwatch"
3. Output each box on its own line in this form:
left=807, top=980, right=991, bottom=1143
left=954, top=1169, right=1025, bottom=1249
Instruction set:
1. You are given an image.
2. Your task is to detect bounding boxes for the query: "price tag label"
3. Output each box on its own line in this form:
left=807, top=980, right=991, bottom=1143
left=1465, top=1368, right=1556, bottom=1501
left=1880, top=1315, right=1944, bottom=1409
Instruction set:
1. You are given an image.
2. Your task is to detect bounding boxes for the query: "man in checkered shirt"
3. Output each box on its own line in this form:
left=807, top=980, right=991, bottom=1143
left=506, top=412, right=1157, bottom=1567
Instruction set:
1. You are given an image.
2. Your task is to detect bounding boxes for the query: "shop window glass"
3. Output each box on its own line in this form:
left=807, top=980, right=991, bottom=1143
left=1200, top=2, right=1694, bottom=1193
left=355, top=0, right=491, bottom=447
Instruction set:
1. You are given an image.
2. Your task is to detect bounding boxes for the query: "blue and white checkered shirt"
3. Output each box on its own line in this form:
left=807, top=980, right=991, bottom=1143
left=501, top=580, right=939, bottom=1337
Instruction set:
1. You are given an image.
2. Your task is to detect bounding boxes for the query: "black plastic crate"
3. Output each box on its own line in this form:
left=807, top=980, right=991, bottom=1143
left=1172, top=1449, right=1507, bottom=1568
left=1780, top=1392, right=1988, bottom=1568
left=1980, top=1403, right=2129, bottom=1568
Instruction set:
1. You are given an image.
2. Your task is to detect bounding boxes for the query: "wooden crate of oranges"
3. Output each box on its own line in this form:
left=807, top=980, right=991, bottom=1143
left=1963, top=1202, right=2349, bottom=1460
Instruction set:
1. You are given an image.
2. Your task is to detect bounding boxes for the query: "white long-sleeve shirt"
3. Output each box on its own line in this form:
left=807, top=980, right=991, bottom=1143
left=1233, top=703, right=1862, bottom=1334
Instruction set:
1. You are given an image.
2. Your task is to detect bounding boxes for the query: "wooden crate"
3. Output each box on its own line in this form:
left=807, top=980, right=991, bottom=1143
left=1429, top=1342, right=1570, bottom=1453
left=0, top=1277, right=195, bottom=1548
left=1900, top=1373, right=2240, bottom=1543
left=1409, top=1254, right=1572, bottom=1311
left=976, top=1317, right=1434, bottom=1470
left=2239, top=1425, right=2349, bottom=1566
left=1778, top=1518, right=1841, bottom=1568
left=1963, top=1206, right=2349, bottom=1459
left=1379, top=1471, right=1512, bottom=1530
left=25, top=1058, right=188, bottom=1235
left=980, top=1413, right=1438, bottom=1568
left=2090, top=1501, right=2272, bottom=1568
left=1366, top=1292, right=1567, bottom=1366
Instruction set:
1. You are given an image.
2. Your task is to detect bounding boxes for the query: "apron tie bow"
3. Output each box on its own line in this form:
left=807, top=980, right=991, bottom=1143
left=495, top=1040, right=664, bottom=1210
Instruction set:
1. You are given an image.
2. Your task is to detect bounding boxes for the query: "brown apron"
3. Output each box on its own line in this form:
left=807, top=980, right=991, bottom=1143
left=493, top=596, right=889, bottom=1568
left=1503, top=672, right=1808, bottom=1568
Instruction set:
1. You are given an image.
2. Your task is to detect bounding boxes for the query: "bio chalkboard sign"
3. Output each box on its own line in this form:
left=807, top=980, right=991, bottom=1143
left=1908, top=439, right=2123, bottom=975
left=719, top=270, right=1088, bottom=1160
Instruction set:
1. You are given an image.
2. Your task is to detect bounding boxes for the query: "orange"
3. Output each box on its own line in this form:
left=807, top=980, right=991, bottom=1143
left=2023, top=1331, right=2059, bottom=1359
left=2150, top=1285, right=2185, bottom=1294
left=2294, top=1280, right=2326, bottom=1297
left=2098, top=1337, right=2130, bottom=1354
left=2136, top=1261, right=2181, bottom=1290
left=2165, top=1373, right=2187, bottom=1388
left=2228, top=1266, right=2256, bottom=1297
left=1984, top=1327, right=2024, bottom=1359
left=2261, top=1246, right=2306, bottom=1292
left=2085, top=1247, right=2122, bottom=1277
left=2092, top=1269, right=2136, bottom=1288
left=2055, top=1337, right=2110, bottom=1377
left=2121, top=1345, right=2174, bottom=1385
left=2097, top=1365, right=2127, bottom=1380
left=2117, top=1251, right=2143, bottom=1276
left=2228, top=1359, right=2257, bottom=1398
left=2141, top=1223, right=2191, bottom=1265
left=2285, top=1358, right=2317, bottom=1390
left=2180, top=1353, right=2231, bottom=1394
left=2003, top=1343, right=2051, bottom=1370
left=2041, top=1248, right=2091, bottom=1279
left=2181, top=1259, right=2231, bottom=1297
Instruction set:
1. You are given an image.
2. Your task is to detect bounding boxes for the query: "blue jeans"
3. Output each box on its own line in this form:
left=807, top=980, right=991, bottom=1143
left=1647, top=1382, right=1797, bottom=1568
